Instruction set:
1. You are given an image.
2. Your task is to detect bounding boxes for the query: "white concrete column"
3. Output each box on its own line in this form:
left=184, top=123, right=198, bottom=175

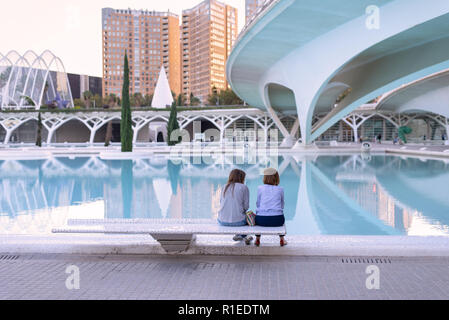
left=282, top=117, right=301, bottom=147
left=263, top=128, right=268, bottom=143
left=4, top=130, right=12, bottom=144
left=290, top=117, right=300, bottom=139
left=353, top=125, right=359, bottom=143
left=220, top=127, right=225, bottom=145
left=217, top=116, right=224, bottom=145
left=89, top=129, right=97, bottom=145
left=264, top=106, right=289, bottom=137
left=264, top=105, right=295, bottom=147
left=132, top=127, right=139, bottom=144
left=343, top=116, right=358, bottom=143
left=46, top=129, right=55, bottom=144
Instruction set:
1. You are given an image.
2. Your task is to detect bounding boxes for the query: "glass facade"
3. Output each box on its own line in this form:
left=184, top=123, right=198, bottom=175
left=0, top=50, right=73, bottom=110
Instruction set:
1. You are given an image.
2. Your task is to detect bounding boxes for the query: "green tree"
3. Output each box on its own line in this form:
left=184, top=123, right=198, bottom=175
left=36, top=112, right=42, bottom=147
left=167, top=101, right=181, bottom=146
left=177, top=93, right=185, bottom=107
left=83, top=90, right=94, bottom=108
left=143, top=94, right=153, bottom=107
left=131, top=92, right=144, bottom=107
left=398, top=126, right=412, bottom=144
left=104, top=94, right=120, bottom=109
left=207, top=87, right=244, bottom=106
left=21, top=95, right=36, bottom=107
left=92, top=94, right=103, bottom=108
left=73, top=98, right=85, bottom=109
left=219, top=89, right=244, bottom=105
left=121, top=53, right=133, bottom=152
left=189, top=93, right=201, bottom=106
left=207, top=86, right=219, bottom=106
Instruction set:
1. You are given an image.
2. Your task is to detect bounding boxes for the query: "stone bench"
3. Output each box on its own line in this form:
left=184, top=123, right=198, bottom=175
left=52, top=219, right=287, bottom=253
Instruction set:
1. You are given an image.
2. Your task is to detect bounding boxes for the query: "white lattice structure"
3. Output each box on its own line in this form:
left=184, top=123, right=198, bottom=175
left=1, top=107, right=447, bottom=145
left=0, top=50, right=73, bottom=110
left=0, top=108, right=294, bottom=145
left=1, top=107, right=448, bottom=145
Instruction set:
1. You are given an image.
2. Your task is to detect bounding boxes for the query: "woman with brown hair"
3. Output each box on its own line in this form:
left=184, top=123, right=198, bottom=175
left=218, top=169, right=253, bottom=245
left=254, top=168, right=287, bottom=247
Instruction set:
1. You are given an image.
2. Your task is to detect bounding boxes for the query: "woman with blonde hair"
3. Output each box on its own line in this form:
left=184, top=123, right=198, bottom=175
left=218, top=169, right=253, bottom=245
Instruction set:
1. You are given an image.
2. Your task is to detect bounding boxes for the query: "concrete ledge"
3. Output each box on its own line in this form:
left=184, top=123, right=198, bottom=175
left=99, top=151, right=154, bottom=159
left=2, top=234, right=449, bottom=257
left=386, top=148, right=449, bottom=159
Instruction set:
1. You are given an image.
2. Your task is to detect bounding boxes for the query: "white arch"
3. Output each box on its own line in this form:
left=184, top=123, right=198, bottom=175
left=45, top=116, right=92, bottom=144
left=228, top=0, right=449, bottom=145
left=0, top=50, right=74, bottom=110
left=133, top=115, right=169, bottom=143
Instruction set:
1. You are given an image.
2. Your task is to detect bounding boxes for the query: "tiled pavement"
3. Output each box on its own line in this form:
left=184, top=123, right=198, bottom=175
left=1, top=254, right=449, bottom=300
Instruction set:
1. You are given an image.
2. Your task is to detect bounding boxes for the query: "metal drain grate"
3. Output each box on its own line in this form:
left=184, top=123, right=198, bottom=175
left=0, top=255, right=20, bottom=261
left=341, top=257, right=391, bottom=264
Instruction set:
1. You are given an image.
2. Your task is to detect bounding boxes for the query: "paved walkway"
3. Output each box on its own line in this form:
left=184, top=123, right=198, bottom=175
left=1, top=254, right=449, bottom=300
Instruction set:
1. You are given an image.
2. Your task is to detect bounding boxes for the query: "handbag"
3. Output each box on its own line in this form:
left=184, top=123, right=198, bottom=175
left=246, top=210, right=256, bottom=226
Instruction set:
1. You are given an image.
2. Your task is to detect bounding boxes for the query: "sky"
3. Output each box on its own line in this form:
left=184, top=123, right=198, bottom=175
left=0, top=0, right=246, bottom=77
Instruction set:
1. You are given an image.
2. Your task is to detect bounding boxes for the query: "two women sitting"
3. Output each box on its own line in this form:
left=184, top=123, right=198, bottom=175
left=217, top=168, right=287, bottom=247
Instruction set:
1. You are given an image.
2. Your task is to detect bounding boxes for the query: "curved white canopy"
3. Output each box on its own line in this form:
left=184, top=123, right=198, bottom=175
left=0, top=50, right=73, bottom=110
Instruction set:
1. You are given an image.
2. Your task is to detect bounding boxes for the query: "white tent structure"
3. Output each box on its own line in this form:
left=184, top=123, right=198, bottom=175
left=151, top=67, right=173, bottom=109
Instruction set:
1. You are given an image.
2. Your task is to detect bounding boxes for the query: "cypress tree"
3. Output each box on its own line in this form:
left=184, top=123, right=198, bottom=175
left=167, top=101, right=180, bottom=146
left=36, top=112, right=42, bottom=147
left=121, top=53, right=133, bottom=152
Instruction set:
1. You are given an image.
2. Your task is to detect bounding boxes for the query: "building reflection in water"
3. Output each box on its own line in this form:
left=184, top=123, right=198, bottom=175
left=0, top=154, right=448, bottom=235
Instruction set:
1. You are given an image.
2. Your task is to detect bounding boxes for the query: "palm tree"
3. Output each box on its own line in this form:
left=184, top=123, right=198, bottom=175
left=21, top=95, right=36, bottom=107
left=83, top=91, right=94, bottom=108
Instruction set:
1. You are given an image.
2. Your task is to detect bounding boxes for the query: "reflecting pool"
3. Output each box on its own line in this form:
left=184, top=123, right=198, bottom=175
left=1, top=154, right=449, bottom=236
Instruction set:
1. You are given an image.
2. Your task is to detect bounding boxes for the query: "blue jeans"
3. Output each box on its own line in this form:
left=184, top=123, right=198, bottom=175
left=255, top=215, right=285, bottom=227
left=218, top=219, right=247, bottom=227
left=218, top=219, right=248, bottom=237
left=255, top=215, right=285, bottom=238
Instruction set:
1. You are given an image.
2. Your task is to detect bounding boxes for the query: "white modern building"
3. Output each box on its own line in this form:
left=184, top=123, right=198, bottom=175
left=0, top=50, right=73, bottom=110
left=227, top=0, right=449, bottom=146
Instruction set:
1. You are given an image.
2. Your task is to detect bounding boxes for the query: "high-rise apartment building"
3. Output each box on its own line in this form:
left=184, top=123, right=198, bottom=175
left=102, top=8, right=181, bottom=98
left=245, top=0, right=265, bottom=24
left=181, top=0, right=238, bottom=104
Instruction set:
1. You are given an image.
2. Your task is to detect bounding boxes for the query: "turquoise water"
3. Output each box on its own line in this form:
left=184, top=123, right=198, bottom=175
left=1, top=154, right=449, bottom=236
